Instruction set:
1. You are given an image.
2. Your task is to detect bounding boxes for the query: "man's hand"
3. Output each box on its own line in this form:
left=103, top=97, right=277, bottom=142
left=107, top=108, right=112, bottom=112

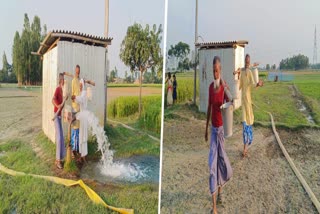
left=252, top=62, right=259, bottom=67
left=233, top=68, right=241, bottom=75
left=71, top=95, right=76, bottom=101
left=205, top=129, right=208, bottom=142
left=257, top=79, right=263, bottom=87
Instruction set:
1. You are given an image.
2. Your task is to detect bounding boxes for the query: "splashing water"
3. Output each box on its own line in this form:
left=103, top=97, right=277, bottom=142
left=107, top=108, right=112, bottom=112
left=77, top=110, right=148, bottom=181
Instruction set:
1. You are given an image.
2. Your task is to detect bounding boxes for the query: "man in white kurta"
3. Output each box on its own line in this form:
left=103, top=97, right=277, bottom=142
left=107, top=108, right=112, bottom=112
left=73, top=79, right=88, bottom=158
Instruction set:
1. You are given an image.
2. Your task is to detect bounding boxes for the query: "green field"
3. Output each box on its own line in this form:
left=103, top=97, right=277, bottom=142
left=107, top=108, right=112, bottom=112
left=169, top=71, right=320, bottom=128
left=107, top=95, right=162, bottom=135
left=293, top=73, right=320, bottom=124
left=107, top=83, right=162, bottom=88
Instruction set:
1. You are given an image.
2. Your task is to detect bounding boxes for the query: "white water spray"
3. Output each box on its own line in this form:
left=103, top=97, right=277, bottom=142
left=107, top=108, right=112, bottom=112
left=77, top=110, right=148, bottom=181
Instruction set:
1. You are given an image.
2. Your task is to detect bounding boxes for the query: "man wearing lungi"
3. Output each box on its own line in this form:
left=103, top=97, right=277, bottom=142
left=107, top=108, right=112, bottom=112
left=205, top=56, right=233, bottom=214
left=52, top=73, right=66, bottom=169
left=237, top=54, right=263, bottom=158
left=71, top=65, right=81, bottom=158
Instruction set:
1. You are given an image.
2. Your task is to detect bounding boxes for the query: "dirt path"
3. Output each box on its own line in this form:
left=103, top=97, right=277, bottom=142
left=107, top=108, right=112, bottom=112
left=161, top=105, right=319, bottom=213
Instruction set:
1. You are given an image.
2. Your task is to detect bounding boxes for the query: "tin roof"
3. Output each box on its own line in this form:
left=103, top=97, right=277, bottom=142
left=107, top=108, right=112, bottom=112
left=36, top=30, right=113, bottom=55
left=195, top=40, right=248, bottom=49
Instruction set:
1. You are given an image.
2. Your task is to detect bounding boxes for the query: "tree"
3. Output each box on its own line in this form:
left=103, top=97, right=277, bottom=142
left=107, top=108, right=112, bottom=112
left=13, top=31, right=22, bottom=85
left=108, top=67, right=118, bottom=83
left=168, top=41, right=190, bottom=71
left=178, top=58, right=190, bottom=70
left=0, top=52, right=16, bottom=83
left=0, top=52, right=9, bottom=82
left=11, top=14, right=45, bottom=85
left=266, top=64, right=270, bottom=70
left=271, top=64, right=276, bottom=70
left=20, top=13, right=31, bottom=85
left=30, top=15, right=42, bottom=84
left=120, top=23, right=162, bottom=116
left=279, top=54, right=309, bottom=70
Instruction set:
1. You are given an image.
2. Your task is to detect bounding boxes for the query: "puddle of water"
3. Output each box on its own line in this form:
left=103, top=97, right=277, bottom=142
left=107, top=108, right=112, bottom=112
left=81, top=155, right=159, bottom=184
left=296, top=98, right=315, bottom=124
left=268, top=72, right=294, bottom=81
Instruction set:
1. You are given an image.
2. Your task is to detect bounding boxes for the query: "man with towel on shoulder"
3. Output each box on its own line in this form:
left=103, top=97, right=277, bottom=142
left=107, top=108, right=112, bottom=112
left=234, top=54, right=263, bottom=158
left=205, top=56, right=233, bottom=214
left=71, top=65, right=81, bottom=159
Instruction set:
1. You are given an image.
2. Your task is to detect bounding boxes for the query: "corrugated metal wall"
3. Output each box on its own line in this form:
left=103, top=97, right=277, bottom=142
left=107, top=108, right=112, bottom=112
left=198, top=46, right=244, bottom=113
left=42, top=47, right=58, bottom=142
left=42, top=41, right=106, bottom=143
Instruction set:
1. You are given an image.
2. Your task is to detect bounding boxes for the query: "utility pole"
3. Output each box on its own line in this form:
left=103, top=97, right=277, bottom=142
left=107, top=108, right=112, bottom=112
left=313, top=25, right=317, bottom=65
left=104, top=0, right=109, bottom=127
left=193, top=0, right=198, bottom=105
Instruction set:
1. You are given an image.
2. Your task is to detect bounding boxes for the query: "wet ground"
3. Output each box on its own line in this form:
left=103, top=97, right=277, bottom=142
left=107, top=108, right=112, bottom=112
left=81, top=155, right=160, bottom=184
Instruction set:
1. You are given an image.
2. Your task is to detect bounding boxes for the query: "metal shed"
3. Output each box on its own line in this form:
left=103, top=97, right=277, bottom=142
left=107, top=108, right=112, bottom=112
left=37, top=30, right=112, bottom=143
left=196, top=40, right=248, bottom=113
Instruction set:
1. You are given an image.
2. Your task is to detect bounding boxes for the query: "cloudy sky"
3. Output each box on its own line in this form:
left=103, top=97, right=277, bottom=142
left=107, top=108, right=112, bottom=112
left=167, top=0, right=320, bottom=67
left=0, top=0, right=165, bottom=77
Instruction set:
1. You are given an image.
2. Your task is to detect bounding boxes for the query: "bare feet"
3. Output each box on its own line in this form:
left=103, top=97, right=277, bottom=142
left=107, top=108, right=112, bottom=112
left=212, top=193, right=217, bottom=214
left=55, top=160, right=63, bottom=169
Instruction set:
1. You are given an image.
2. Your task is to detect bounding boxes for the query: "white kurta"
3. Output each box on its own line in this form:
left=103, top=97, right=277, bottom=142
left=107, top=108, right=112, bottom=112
left=75, top=90, right=88, bottom=157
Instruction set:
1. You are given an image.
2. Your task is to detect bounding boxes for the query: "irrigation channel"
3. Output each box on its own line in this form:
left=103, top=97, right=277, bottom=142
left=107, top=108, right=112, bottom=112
left=291, top=85, right=316, bottom=124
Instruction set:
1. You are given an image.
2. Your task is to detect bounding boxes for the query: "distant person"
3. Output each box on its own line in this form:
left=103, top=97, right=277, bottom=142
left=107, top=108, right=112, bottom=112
left=72, top=79, right=88, bottom=162
left=172, top=74, right=177, bottom=104
left=166, top=72, right=173, bottom=106
left=205, top=56, right=233, bottom=214
left=235, top=54, right=263, bottom=158
left=52, top=73, right=66, bottom=169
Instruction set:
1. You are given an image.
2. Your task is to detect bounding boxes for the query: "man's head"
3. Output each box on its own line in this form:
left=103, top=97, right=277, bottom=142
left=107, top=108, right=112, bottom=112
left=173, top=74, right=176, bottom=80
left=58, top=73, right=64, bottom=86
left=75, top=65, right=80, bottom=78
left=168, top=72, right=171, bottom=79
left=245, top=54, right=250, bottom=68
left=212, top=56, right=221, bottom=80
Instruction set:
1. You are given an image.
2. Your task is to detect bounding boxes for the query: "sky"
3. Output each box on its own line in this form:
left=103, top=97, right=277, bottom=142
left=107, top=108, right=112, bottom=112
left=167, top=0, right=320, bottom=67
left=0, top=0, right=164, bottom=77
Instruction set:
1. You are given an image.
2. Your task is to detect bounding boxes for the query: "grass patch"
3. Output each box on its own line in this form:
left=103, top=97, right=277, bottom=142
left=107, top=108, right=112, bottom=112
left=105, top=124, right=160, bottom=158
left=107, top=95, right=162, bottom=134
left=292, top=73, right=320, bottom=125
left=295, top=83, right=320, bottom=125
left=107, top=83, right=162, bottom=88
left=0, top=134, right=158, bottom=213
left=251, top=82, right=308, bottom=127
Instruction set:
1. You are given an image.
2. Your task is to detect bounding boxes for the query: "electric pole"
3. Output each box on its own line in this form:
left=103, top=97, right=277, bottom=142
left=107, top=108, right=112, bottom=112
left=193, top=0, right=198, bottom=105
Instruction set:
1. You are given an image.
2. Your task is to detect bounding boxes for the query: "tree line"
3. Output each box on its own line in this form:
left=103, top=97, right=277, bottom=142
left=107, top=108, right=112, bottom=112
left=279, top=54, right=309, bottom=70
left=0, top=14, right=47, bottom=85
